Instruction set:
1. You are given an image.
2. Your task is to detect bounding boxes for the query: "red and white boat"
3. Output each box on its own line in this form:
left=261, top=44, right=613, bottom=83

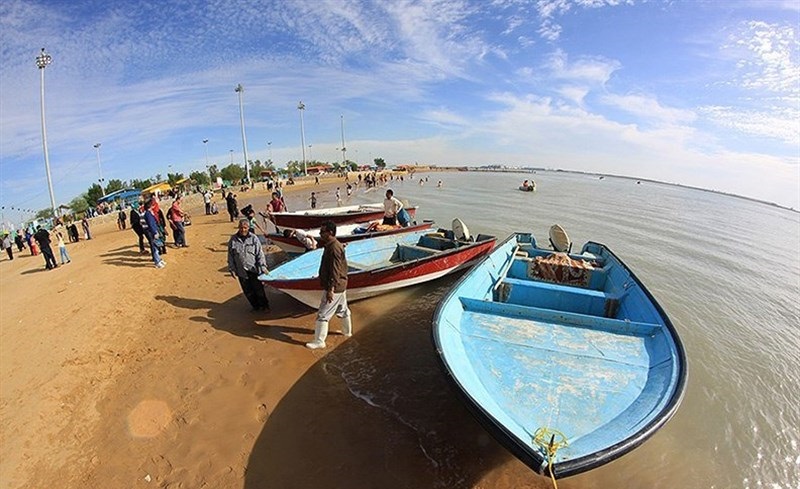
left=259, top=219, right=497, bottom=308
left=267, top=219, right=436, bottom=255
left=267, top=203, right=418, bottom=229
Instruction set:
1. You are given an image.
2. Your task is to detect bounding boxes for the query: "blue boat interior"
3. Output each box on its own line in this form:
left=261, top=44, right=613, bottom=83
left=436, top=233, right=682, bottom=468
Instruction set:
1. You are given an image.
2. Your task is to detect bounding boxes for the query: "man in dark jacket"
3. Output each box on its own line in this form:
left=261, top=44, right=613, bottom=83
left=306, top=220, right=352, bottom=349
left=33, top=226, right=58, bottom=270
left=130, top=206, right=145, bottom=253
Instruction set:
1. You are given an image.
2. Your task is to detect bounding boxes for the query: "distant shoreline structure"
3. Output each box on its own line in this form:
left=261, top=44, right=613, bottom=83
left=414, top=164, right=797, bottom=213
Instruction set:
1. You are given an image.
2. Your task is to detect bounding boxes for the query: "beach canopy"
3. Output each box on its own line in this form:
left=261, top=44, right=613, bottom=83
left=97, top=188, right=141, bottom=204
left=142, top=182, right=172, bottom=195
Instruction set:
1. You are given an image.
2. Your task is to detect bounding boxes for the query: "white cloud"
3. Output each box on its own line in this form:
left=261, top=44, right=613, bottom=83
left=600, top=94, right=698, bottom=125
left=545, top=49, right=621, bottom=84
left=698, top=105, right=800, bottom=146
left=727, top=20, right=800, bottom=94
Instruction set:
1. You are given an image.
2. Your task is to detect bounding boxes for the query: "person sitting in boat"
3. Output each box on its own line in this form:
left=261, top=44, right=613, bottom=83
left=383, top=189, right=404, bottom=226
left=522, top=179, right=530, bottom=189
left=283, top=228, right=317, bottom=251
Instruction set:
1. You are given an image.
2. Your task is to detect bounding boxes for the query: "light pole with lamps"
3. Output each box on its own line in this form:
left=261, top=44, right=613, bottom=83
left=308, top=144, right=313, bottom=162
left=267, top=141, right=272, bottom=165
left=93, top=143, right=105, bottom=196
left=298, top=101, right=307, bottom=176
left=229, top=150, right=234, bottom=165
left=203, top=139, right=209, bottom=168
left=340, top=114, right=347, bottom=167
left=234, top=84, right=252, bottom=186
left=36, top=48, right=57, bottom=218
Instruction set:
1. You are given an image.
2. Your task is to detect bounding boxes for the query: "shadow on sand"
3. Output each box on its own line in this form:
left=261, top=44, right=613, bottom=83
left=241, top=278, right=517, bottom=489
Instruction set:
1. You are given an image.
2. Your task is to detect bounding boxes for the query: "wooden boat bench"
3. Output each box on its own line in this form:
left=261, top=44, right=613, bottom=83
left=460, top=297, right=660, bottom=337
left=497, top=276, right=624, bottom=318
left=395, top=243, right=439, bottom=261
left=417, top=235, right=458, bottom=251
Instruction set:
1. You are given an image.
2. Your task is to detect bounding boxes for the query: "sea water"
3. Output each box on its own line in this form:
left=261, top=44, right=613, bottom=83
left=262, top=170, right=800, bottom=488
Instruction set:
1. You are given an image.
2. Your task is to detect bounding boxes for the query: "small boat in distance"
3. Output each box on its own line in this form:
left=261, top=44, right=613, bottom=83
left=433, top=231, right=687, bottom=479
left=267, top=219, right=436, bottom=255
left=267, top=203, right=418, bottom=229
left=519, top=179, right=536, bottom=192
left=260, top=219, right=497, bottom=307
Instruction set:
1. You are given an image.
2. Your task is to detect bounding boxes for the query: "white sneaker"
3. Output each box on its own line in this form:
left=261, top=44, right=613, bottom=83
left=156, top=261, right=166, bottom=268
left=305, top=340, right=326, bottom=350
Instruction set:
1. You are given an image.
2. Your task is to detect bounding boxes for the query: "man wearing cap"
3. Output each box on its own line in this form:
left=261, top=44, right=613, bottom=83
left=227, top=219, right=270, bottom=312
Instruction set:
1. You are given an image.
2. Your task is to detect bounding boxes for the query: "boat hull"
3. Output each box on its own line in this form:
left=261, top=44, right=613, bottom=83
left=432, top=233, right=687, bottom=478
left=270, top=204, right=417, bottom=229
left=261, top=228, right=497, bottom=308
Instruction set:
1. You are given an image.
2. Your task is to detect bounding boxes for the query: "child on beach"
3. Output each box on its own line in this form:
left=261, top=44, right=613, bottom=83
left=309, top=192, right=317, bottom=209
left=55, top=227, right=71, bottom=264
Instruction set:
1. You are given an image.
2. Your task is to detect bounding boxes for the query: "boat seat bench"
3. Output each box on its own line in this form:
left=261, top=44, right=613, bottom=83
left=459, top=297, right=660, bottom=337
left=498, top=277, right=623, bottom=318
left=395, top=244, right=439, bottom=261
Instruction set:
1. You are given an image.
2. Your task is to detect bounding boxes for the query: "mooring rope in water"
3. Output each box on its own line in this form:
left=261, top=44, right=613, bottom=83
left=533, top=427, right=568, bottom=489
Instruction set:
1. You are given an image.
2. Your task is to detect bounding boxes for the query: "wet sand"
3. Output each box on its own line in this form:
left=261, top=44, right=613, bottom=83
left=0, top=177, right=550, bottom=489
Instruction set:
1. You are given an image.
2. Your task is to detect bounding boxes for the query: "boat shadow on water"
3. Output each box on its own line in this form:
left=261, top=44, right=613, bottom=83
left=242, top=277, right=545, bottom=489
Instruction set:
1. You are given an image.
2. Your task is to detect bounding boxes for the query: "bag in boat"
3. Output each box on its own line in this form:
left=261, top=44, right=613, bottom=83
left=397, top=208, right=411, bottom=227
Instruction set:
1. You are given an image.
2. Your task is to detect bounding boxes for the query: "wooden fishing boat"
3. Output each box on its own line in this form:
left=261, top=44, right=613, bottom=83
left=267, top=203, right=417, bottom=229
left=259, top=220, right=496, bottom=307
left=267, top=219, right=436, bottom=255
left=432, top=232, right=687, bottom=479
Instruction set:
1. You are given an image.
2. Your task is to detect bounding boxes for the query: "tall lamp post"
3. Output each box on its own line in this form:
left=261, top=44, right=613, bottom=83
left=203, top=139, right=209, bottom=168
left=234, top=84, right=252, bottom=186
left=229, top=150, right=234, bottom=164
left=298, top=101, right=307, bottom=176
left=93, top=143, right=105, bottom=196
left=267, top=141, right=272, bottom=165
left=340, top=114, right=347, bottom=168
left=36, top=48, right=57, bottom=219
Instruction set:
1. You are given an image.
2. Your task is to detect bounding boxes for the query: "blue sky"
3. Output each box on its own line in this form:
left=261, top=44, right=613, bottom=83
left=1, top=0, right=798, bottom=223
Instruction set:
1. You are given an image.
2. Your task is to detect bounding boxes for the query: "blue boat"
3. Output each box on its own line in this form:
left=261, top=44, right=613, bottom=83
left=432, top=232, right=687, bottom=479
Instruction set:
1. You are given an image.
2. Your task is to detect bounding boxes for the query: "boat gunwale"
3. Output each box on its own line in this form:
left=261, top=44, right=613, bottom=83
left=431, top=233, right=688, bottom=478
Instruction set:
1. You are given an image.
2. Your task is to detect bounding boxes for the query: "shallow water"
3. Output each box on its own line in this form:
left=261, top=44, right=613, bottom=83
left=249, top=171, right=800, bottom=488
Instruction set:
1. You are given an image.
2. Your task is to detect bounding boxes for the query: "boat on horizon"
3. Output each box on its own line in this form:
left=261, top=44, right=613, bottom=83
left=267, top=203, right=418, bottom=229
left=259, top=219, right=496, bottom=308
left=432, top=231, right=687, bottom=479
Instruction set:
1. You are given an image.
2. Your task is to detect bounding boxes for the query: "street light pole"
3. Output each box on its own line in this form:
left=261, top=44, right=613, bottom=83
left=234, top=84, right=251, bottom=186
left=93, top=143, right=105, bottom=196
left=203, top=139, right=209, bottom=168
left=230, top=150, right=234, bottom=164
left=36, top=48, right=57, bottom=219
left=340, top=114, right=347, bottom=167
left=308, top=144, right=312, bottom=162
left=267, top=141, right=272, bottom=164
left=298, top=101, right=307, bottom=176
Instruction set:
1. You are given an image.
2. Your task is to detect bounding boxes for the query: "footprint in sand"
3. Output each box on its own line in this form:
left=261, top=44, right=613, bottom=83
left=256, top=403, right=269, bottom=423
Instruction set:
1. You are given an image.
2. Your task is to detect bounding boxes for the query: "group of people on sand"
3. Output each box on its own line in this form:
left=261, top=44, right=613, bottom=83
left=127, top=194, right=190, bottom=269
left=2, top=223, right=71, bottom=270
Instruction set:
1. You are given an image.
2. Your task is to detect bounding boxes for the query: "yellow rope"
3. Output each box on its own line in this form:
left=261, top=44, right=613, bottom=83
left=532, top=427, right=568, bottom=489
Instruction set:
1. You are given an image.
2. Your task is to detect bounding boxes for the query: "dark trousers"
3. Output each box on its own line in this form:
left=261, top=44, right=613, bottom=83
left=4, top=247, right=12, bottom=260
left=133, top=227, right=145, bottom=252
left=40, top=245, right=57, bottom=269
left=239, top=271, right=270, bottom=310
left=205, top=202, right=211, bottom=215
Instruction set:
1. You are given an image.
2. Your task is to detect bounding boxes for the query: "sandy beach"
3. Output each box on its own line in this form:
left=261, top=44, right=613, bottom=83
left=1, top=176, right=548, bottom=489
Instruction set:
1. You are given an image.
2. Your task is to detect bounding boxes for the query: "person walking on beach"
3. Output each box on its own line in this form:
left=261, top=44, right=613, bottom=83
left=130, top=205, right=146, bottom=253
left=227, top=219, right=270, bottom=312
left=33, top=226, right=58, bottom=270
left=226, top=192, right=239, bottom=222
left=81, top=216, right=92, bottom=240
left=118, top=208, right=127, bottom=230
left=335, top=187, right=342, bottom=206
left=309, top=191, right=317, bottom=209
left=203, top=189, right=213, bottom=215
left=143, top=200, right=166, bottom=269
left=382, top=189, right=403, bottom=226
left=55, top=226, right=71, bottom=264
left=2, top=232, right=13, bottom=261
left=168, top=197, right=188, bottom=247
left=306, top=220, right=352, bottom=349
